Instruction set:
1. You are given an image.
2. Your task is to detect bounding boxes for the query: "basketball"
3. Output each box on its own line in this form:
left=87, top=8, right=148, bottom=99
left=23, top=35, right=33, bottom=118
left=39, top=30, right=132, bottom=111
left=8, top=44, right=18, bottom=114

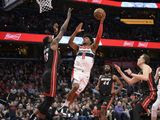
left=94, top=8, right=106, bottom=20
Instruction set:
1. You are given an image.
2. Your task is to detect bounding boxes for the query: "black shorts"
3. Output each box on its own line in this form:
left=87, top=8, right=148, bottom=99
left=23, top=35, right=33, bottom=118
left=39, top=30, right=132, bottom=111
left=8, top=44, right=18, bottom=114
left=97, top=94, right=114, bottom=110
left=42, top=69, right=57, bottom=97
left=139, top=91, right=156, bottom=112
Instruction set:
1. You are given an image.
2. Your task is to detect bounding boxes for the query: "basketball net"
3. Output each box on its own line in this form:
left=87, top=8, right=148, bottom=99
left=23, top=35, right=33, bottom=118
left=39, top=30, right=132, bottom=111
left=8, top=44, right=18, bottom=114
left=36, top=0, right=53, bottom=13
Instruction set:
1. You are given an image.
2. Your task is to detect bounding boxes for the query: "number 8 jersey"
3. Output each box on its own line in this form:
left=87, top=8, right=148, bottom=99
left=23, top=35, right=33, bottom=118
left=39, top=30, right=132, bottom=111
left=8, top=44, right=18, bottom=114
left=74, top=46, right=95, bottom=73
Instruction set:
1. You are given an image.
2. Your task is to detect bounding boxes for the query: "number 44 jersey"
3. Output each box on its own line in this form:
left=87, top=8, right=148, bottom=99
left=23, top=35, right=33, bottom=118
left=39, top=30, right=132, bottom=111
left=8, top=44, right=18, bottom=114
left=99, top=74, right=113, bottom=96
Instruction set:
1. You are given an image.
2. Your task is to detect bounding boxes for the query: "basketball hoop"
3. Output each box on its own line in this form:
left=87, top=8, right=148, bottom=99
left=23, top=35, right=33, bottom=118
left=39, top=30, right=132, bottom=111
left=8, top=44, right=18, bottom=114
left=36, top=0, right=53, bottom=13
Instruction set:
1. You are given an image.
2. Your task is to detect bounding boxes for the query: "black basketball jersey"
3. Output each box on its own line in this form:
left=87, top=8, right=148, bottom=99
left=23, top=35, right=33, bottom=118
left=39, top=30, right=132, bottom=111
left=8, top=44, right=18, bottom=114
left=43, top=42, right=60, bottom=70
left=99, top=73, right=113, bottom=95
left=140, top=72, right=157, bottom=94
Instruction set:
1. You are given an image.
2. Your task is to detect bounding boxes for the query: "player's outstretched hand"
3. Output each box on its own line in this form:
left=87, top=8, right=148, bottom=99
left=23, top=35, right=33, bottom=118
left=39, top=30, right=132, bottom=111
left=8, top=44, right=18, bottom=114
left=67, top=8, right=73, bottom=18
left=125, top=69, right=132, bottom=76
left=75, top=23, right=84, bottom=33
left=114, top=64, right=122, bottom=73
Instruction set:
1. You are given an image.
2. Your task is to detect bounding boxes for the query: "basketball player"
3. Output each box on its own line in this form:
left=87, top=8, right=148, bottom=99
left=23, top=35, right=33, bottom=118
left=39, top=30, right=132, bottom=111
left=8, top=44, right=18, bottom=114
left=114, top=54, right=157, bottom=120
left=30, top=8, right=72, bottom=120
left=60, top=11, right=105, bottom=113
left=151, top=67, right=160, bottom=120
left=95, top=64, right=123, bottom=120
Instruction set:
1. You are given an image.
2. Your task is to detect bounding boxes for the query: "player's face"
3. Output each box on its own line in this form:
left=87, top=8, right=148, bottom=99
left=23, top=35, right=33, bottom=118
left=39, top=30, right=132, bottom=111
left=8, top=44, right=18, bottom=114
left=104, top=65, right=111, bottom=73
left=83, top=37, right=91, bottom=45
left=137, top=55, right=145, bottom=66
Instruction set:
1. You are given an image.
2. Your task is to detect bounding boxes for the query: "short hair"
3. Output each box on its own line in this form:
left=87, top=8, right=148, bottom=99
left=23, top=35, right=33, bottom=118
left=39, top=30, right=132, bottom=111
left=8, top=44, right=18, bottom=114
left=83, top=34, right=94, bottom=44
left=104, top=64, right=113, bottom=74
left=142, top=54, right=150, bottom=64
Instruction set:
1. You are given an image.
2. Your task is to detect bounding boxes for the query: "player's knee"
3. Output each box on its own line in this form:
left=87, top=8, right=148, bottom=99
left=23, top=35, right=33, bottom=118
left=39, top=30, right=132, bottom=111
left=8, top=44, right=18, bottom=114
left=72, top=83, right=79, bottom=91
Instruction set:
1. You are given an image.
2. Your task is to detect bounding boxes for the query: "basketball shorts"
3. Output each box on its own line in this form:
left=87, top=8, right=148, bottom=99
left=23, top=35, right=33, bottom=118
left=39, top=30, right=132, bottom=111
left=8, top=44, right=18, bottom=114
left=140, top=91, right=156, bottom=112
left=71, top=68, right=90, bottom=95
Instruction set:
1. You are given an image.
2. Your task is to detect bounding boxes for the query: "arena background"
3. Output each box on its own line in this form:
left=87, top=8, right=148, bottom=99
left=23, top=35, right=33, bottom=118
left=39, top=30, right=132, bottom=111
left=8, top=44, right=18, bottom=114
left=0, top=0, right=160, bottom=120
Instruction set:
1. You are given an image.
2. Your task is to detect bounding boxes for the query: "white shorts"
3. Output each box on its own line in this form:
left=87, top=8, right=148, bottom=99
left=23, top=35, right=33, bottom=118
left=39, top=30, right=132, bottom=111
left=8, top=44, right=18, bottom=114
left=157, top=85, right=160, bottom=98
left=71, top=68, right=90, bottom=95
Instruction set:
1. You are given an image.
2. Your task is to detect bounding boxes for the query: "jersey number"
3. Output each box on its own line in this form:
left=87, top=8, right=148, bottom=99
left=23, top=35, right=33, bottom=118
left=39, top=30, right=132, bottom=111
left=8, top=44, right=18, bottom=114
left=103, top=79, right=111, bottom=85
left=82, top=53, right=86, bottom=59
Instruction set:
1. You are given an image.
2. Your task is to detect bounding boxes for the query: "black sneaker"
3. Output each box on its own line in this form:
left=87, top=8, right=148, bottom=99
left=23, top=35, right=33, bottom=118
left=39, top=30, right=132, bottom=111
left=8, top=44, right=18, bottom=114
left=29, top=113, right=37, bottom=120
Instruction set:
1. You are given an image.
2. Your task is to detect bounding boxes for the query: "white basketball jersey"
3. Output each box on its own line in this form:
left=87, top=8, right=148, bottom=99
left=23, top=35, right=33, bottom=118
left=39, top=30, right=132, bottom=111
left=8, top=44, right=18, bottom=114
left=74, top=46, right=95, bottom=73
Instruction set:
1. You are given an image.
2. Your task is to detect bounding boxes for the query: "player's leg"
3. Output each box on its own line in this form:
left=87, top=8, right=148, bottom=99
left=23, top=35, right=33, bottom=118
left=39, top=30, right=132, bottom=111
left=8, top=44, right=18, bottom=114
left=151, top=99, right=160, bottom=120
left=151, top=90, right=160, bottom=120
left=30, top=96, right=54, bottom=120
left=131, top=95, right=149, bottom=120
left=97, top=97, right=103, bottom=120
left=59, top=83, right=79, bottom=115
left=68, top=90, right=78, bottom=106
left=100, top=106, right=107, bottom=120
left=68, top=78, right=89, bottom=106
left=30, top=108, right=45, bottom=120
left=63, top=82, right=79, bottom=107
left=65, top=73, right=89, bottom=106
left=62, top=68, right=80, bottom=108
left=100, top=96, right=114, bottom=120
left=30, top=71, right=54, bottom=120
left=37, top=96, right=54, bottom=119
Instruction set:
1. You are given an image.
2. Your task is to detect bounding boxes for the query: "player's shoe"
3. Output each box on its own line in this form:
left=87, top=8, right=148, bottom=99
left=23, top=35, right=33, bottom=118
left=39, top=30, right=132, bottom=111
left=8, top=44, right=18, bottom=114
left=58, top=106, right=69, bottom=116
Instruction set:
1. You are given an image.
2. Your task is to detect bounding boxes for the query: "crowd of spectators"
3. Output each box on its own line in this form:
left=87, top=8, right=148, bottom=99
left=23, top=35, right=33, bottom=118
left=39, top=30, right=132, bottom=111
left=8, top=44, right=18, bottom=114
left=0, top=59, right=159, bottom=120
left=0, top=1, right=160, bottom=42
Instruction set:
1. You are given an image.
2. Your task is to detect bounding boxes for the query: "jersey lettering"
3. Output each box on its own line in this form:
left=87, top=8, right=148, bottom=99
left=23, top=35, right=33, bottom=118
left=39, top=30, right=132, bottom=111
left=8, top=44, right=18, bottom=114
left=101, top=78, right=111, bottom=85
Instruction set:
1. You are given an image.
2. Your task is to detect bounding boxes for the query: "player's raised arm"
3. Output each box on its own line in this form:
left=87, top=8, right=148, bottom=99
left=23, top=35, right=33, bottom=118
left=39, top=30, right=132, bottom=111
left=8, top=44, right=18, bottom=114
left=69, top=23, right=84, bottom=51
left=91, top=11, right=105, bottom=52
left=51, top=8, right=72, bottom=46
left=114, top=64, right=139, bottom=85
